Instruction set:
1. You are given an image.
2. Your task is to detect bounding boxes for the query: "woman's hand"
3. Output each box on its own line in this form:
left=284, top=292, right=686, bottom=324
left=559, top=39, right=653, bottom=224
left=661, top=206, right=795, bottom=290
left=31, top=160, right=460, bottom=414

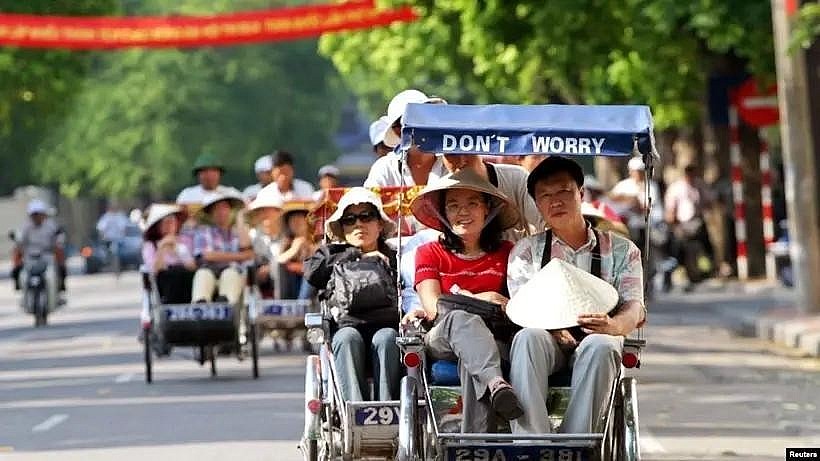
left=472, top=291, right=509, bottom=310
left=402, top=308, right=432, bottom=326
left=158, top=235, right=176, bottom=250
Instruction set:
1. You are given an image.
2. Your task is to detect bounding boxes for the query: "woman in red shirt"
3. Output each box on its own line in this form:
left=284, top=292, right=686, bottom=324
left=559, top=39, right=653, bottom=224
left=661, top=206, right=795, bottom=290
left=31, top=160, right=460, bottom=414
left=405, top=169, right=523, bottom=433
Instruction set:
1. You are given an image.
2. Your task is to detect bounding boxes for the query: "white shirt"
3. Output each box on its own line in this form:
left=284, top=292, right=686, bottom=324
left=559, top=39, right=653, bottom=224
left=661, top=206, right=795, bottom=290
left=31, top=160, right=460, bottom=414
left=664, top=179, right=701, bottom=223
left=176, top=184, right=242, bottom=205
left=96, top=211, right=130, bottom=242
left=259, top=178, right=315, bottom=201
left=611, top=178, right=663, bottom=228
left=242, top=183, right=264, bottom=201
left=363, top=153, right=448, bottom=187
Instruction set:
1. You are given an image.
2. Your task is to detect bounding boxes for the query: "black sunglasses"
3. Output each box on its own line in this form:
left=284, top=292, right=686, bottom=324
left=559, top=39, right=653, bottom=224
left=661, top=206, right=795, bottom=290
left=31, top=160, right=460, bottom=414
left=339, top=210, right=380, bottom=226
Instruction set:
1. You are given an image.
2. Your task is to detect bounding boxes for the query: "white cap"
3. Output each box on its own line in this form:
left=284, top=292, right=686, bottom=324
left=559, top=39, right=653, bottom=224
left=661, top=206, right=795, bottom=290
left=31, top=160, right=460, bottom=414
left=317, top=164, right=340, bottom=178
left=254, top=155, right=273, bottom=173
left=248, top=185, right=284, bottom=212
left=627, top=156, right=645, bottom=171
left=506, top=258, right=620, bottom=330
left=27, top=199, right=50, bottom=216
left=369, top=116, right=389, bottom=147
left=383, top=89, right=433, bottom=148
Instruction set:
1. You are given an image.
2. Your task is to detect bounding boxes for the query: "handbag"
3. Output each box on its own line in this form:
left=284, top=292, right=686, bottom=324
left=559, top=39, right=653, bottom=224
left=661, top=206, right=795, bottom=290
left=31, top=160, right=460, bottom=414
left=327, top=256, right=397, bottom=316
left=435, top=293, right=502, bottom=323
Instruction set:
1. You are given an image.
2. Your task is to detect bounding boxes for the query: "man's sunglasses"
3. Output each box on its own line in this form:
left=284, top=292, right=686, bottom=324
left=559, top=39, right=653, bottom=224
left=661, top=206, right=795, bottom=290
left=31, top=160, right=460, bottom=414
left=339, top=210, right=380, bottom=226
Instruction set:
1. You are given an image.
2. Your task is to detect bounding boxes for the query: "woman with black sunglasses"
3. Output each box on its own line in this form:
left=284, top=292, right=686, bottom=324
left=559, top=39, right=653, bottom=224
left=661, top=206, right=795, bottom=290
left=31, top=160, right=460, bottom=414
left=303, top=187, right=401, bottom=402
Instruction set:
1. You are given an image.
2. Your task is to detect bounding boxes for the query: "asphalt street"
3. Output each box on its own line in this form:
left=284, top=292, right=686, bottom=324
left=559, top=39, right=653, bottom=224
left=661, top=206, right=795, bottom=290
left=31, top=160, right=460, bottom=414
left=0, top=272, right=817, bottom=461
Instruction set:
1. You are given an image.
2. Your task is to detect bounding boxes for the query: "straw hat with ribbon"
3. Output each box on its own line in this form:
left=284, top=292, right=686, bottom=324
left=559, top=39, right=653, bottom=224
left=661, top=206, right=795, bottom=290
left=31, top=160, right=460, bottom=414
left=142, top=203, right=183, bottom=235
left=581, top=202, right=630, bottom=237
left=325, top=187, right=396, bottom=242
left=506, top=258, right=620, bottom=330
left=409, top=169, right=521, bottom=233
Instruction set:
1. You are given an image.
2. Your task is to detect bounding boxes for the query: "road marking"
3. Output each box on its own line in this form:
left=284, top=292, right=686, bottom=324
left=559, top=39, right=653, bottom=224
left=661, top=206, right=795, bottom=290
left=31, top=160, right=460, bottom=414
left=114, top=372, right=134, bottom=383
left=32, top=414, right=68, bottom=432
left=640, top=428, right=666, bottom=453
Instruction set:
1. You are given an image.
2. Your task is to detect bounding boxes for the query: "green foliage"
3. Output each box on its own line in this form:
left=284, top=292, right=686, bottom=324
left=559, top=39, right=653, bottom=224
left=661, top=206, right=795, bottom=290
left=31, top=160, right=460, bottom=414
left=0, top=0, right=120, bottom=194
left=320, top=0, right=775, bottom=129
left=1, top=0, right=348, bottom=199
left=792, top=3, right=820, bottom=51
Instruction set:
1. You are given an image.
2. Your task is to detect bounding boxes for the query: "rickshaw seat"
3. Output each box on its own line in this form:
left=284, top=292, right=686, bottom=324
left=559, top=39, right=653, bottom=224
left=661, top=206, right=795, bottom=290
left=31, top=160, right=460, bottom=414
left=430, top=360, right=573, bottom=387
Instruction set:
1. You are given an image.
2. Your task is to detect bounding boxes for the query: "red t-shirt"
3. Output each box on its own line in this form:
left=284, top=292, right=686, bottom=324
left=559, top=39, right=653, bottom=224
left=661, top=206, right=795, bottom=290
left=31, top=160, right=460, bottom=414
left=414, top=240, right=513, bottom=296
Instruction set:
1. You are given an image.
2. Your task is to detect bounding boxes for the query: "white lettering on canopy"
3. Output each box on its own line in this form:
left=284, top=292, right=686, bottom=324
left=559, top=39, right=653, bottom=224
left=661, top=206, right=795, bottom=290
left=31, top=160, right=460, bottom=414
left=440, top=134, right=606, bottom=154
left=440, top=134, right=507, bottom=153
left=531, top=136, right=606, bottom=154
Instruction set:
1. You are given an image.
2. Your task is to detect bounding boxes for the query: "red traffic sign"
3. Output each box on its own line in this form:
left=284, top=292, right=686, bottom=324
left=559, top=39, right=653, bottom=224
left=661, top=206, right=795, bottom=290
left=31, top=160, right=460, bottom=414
left=733, top=78, right=779, bottom=127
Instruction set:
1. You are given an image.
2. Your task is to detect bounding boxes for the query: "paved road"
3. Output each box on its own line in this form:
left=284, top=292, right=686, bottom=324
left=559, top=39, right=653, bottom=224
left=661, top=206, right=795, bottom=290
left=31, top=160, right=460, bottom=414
left=0, top=273, right=817, bottom=460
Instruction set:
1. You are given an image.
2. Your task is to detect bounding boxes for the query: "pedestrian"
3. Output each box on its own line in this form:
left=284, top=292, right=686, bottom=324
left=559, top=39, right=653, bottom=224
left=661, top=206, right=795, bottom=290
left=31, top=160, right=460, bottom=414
left=664, top=164, right=715, bottom=290
left=610, top=156, right=663, bottom=251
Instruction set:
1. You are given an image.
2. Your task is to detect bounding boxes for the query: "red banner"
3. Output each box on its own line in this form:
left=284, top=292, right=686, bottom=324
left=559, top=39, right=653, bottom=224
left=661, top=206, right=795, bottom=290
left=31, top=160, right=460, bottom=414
left=0, top=1, right=415, bottom=49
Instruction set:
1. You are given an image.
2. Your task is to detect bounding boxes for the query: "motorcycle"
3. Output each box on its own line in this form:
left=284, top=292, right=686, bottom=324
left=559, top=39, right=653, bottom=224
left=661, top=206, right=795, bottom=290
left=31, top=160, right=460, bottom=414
left=9, top=231, right=60, bottom=327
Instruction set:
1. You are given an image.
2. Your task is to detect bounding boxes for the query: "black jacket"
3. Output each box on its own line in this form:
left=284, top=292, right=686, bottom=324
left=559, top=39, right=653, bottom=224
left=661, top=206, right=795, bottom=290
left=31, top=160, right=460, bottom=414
left=303, top=241, right=399, bottom=329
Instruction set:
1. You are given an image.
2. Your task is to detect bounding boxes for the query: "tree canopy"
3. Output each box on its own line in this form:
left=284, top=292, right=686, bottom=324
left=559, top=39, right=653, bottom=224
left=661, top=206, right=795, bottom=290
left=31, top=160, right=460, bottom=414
left=320, top=0, right=775, bottom=129
left=2, top=0, right=349, bottom=199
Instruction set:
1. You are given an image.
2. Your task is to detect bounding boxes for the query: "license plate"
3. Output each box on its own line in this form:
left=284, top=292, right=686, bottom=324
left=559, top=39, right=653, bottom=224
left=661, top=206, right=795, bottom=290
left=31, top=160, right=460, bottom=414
left=446, top=446, right=589, bottom=461
left=261, top=302, right=307, bottom=317
left=164, top=305, right=232, bottom=321
left=354, top=405, right=400, bottom=426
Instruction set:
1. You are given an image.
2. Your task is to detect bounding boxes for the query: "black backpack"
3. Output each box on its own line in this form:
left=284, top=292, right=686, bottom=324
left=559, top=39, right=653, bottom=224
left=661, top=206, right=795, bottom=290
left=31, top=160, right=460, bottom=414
left=326, top=255, right=398, bottom=319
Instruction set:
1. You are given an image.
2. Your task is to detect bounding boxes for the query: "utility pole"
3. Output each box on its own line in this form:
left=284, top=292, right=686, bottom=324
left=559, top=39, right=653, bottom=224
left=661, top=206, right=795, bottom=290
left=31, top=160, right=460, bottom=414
left=771, top=0, right=820, bottom=313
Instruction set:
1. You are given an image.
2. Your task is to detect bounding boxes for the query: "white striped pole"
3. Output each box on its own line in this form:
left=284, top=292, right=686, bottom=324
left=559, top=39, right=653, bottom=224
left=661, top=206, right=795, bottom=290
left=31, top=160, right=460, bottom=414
left=759, top=132, right=777, bottom=280
left=729, top=104, right=749, bottom=280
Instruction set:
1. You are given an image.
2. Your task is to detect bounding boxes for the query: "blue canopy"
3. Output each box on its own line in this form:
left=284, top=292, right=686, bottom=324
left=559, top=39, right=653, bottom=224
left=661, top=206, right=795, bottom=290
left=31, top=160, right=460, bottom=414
left=400, top=103, right=658, bottom=157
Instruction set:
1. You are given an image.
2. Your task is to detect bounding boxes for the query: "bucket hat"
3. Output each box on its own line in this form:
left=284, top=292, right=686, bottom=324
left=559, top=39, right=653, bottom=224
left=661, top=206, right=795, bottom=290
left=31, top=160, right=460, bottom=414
left=201, top=190, right=245, bottom=213
left=409, top=169, right=520, bottom=232
left=142, top=204, right=183, bottom=234
left=369, top=116, right=390, bottom=147
left=248, top=186, right=284, bottom=213
left=192, top=152, right=225, bottom=176
left=326, top=187, right=396, bottom=242
left=506, top=258, right=620, bottom=330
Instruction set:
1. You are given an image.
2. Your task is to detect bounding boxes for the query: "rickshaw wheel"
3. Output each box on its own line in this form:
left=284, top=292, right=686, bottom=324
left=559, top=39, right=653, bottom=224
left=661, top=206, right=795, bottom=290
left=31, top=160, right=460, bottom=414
left=303, top=439, right=317, bottom=461
left=250, top=323, right=260, bottom=379
left=397, top=376, right=420, bottom=461
left=612, top=377, right=640, bottom=461
left=143, top=326, right=153, bottom=384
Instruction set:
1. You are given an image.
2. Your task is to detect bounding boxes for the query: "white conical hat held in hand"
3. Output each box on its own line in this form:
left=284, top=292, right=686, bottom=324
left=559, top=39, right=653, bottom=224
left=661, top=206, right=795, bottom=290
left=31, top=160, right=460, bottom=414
left=506, top=258, right=619, bottom=330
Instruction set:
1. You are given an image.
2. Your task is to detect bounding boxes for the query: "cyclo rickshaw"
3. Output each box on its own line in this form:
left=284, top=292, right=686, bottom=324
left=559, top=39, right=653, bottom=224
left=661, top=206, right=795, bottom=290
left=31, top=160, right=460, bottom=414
left=140, top=203, right=261, bottom=383
left=301, top=103, right=657, bottom=460
left=251, top=199, right=316, bottom=353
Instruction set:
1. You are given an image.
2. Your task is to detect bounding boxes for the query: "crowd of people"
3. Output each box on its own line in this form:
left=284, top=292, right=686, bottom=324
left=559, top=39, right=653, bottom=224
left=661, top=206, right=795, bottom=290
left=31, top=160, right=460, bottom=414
left=10, top=88, right=719, bottom=435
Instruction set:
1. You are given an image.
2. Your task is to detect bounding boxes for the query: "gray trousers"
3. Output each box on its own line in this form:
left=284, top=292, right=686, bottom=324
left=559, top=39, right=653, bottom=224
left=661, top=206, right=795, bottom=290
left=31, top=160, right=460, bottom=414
left=332, top=327, right=400, bottom=401
left=426, top=310, right=508, bottom=433
left=509, top=329, right=622, bottom=434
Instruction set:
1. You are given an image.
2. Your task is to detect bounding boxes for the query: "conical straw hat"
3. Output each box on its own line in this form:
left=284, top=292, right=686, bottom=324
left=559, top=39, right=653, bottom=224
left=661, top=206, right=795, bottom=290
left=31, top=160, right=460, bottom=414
left=506, top=258, right=619, bottom=330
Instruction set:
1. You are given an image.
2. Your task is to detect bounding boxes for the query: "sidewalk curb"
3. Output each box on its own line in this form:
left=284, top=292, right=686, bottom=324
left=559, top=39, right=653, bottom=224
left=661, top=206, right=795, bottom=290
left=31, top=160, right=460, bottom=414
left=755, top=308, right=820, bottom=358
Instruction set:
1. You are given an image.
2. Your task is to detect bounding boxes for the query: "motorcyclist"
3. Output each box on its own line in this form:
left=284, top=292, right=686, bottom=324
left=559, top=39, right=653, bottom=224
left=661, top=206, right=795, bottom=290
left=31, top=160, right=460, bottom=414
left=12, top=200, right=67, bottom=302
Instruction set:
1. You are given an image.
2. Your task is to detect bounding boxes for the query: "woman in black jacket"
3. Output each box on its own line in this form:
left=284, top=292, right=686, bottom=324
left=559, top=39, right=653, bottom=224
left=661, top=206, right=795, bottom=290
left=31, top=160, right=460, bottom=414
left=304, top=187, right=400, bottom=402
